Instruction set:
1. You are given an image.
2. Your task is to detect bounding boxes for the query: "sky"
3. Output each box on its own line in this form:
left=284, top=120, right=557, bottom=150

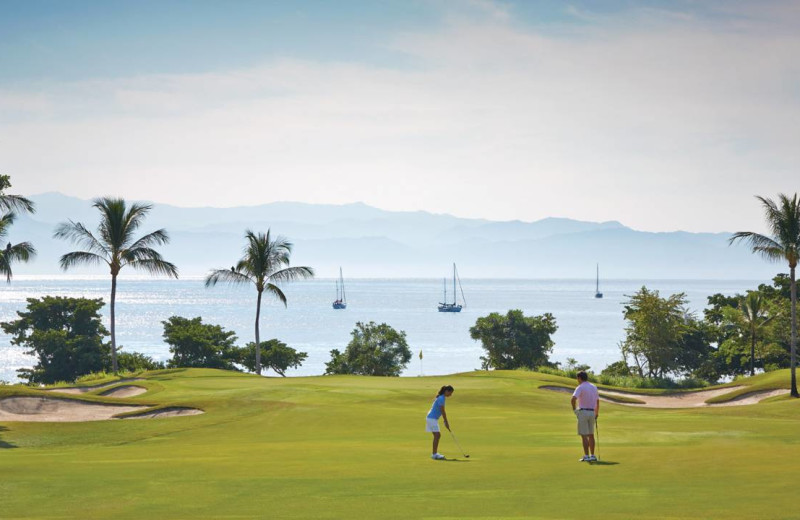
left=1, top=0, right=799, bottom=233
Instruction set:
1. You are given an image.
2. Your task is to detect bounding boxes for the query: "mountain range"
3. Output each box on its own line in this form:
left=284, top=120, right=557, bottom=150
left=6, top=192, right=778, bottom=279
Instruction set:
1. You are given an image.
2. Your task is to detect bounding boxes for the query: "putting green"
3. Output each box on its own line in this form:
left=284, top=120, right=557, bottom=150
left=0, top=368, right=797, bottom=519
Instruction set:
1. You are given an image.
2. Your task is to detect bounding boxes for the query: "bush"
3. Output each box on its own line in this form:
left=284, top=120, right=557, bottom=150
left=2, top=296, right=110, bottom=384
left=470, top=310, right=557, bottom=370
left=163, top=316, right=240, bottom=370
left=325, top=322, right=411, bottom=376
left=238, top=340, right=307, bottom=376
left=116, top=351, right=165, bottom=372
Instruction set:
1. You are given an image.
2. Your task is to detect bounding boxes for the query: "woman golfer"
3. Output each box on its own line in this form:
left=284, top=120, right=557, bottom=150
left=426, top=385, right=453, bottom=460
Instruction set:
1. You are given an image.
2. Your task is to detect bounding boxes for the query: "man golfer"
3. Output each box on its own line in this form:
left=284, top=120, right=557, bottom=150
left=571, top=371, right=599, bottom=462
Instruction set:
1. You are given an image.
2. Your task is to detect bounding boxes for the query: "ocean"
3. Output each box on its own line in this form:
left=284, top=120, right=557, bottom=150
left=0, top=277, right=762, bottom=383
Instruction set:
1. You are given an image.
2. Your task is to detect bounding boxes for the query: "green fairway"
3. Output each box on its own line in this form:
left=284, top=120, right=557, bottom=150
left=1, top=369, right=798, bottom=519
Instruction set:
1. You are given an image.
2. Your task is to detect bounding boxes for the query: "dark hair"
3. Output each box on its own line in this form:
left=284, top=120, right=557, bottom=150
left=436, top=385, right=454, bottom=397
left=577, top=371, right=588, bottom=382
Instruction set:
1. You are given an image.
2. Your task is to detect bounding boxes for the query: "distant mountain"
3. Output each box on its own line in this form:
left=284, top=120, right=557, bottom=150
left=4, top=192, right=779, bottom=279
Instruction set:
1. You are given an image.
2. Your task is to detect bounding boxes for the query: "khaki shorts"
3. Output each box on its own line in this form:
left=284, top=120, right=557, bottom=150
left=575, top=409, right=596, bottom=436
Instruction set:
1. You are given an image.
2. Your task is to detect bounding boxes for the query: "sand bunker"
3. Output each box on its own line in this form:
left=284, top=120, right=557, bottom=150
left=0, top=396, right=147, bottom=422
left=45, top=378, right=145, bottom=395
left=124, top=407, right=204, bottom=419
left=541, top=385, right=790, bottom=408
left=99, top=385, right=148, bottom=398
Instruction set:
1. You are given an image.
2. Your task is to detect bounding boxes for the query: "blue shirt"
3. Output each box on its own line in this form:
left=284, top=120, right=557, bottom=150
left=427, top=394, right=446, bottom=419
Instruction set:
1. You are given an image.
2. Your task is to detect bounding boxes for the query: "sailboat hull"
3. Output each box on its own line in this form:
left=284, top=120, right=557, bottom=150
left=438, top=303, right=462, bottom=312
left=332, top=302, right=347, bottom=309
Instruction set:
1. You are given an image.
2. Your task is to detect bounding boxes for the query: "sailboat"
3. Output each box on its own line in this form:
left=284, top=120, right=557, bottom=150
left=438, top=263, right=466, bottom=312
left=595, top=263, right=603, bottom=299
left=332, top=267, right=347, bottom=309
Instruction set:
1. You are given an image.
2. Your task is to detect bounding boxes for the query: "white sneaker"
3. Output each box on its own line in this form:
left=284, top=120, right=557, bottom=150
left=579, top=455, right=590, bottom=462
left=588, top=455, right=597, bottom=462
left=431, top=453, right=446, bottom=460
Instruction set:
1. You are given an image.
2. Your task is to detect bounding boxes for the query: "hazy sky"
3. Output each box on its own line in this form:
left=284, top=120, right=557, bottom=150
left=2, top=0, right=798, bottom=232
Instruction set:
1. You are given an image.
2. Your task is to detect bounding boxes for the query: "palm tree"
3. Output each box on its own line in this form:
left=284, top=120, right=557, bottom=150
left=54, top=198, right=178, bottom=373
left=730, top=193, right=800, bottom=397
left=205, top=230, right=313, bottom=375
left=0, top=175, right=36, bottom=282
left=0, top=213, right=36, bottom=282
left=740, top=291, right=774, bottom=377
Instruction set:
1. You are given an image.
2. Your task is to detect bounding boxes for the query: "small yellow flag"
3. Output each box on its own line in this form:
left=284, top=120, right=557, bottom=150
left=419, top=350, right=423, bottom=360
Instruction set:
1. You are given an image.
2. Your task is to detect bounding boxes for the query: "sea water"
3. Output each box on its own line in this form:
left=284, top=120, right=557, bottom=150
left=0, top=277, right=761, bottom=382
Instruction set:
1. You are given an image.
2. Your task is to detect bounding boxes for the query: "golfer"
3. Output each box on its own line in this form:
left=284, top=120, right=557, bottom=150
left=426, top=385, right=453, bottom=460
left=571, top=371, right=599, bottom=462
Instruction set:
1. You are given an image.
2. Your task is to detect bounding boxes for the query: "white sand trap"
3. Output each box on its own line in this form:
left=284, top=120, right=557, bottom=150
left=0, top=396, right=147, bottom=422
left=541, top=385, right=790, bottom=408
left=45, top=378, right=145, bottom=395
left=124, top=407, right=204, bottom=419
left=99, top=385, right=148, bottom=398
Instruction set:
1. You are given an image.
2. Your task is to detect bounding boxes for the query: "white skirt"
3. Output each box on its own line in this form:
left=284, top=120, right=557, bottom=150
left=425, top=417, right=440, bottom=432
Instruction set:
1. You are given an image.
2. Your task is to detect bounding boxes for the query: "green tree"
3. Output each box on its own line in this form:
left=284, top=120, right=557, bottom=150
left=54, top=198, right=178, bottom=374
left=325, top=321, right=411, bottom=376
left=730, top=193, right=800, bottom=397
left=238, top=339, right=308, bottom=376
left=205, top=230, right=313, bottom=375
left=0, top=175, right=36, bottom=282
left=469, top=310, right=557, bottom=370
left=620, top=287, right=692, bottom=379
left=1, top=296, right=110, bottom=384
left=163, top=316, right=240, bottom=370
left=739, top=292, right=776, bottom=376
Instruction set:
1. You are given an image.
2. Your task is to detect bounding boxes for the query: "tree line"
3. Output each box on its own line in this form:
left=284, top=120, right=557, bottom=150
left=2, top=175, right=800, bottom=395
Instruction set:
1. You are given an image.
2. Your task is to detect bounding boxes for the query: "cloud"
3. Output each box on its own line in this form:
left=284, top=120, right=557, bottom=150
left=1, top=0, right=799, bottom=233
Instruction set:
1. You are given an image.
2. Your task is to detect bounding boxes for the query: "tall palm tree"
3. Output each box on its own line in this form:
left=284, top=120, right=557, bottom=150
left=205, top=229, right=313, bottom=375
left=740, top=291, right=774, bottom=377
left=730, top=193, right=800, bottom=397
left=0, top=174, right=36, bottom=282
left=54, top=197, right=178, bottom=373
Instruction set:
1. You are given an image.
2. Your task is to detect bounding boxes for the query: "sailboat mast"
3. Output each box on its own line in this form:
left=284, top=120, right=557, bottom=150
left=452, top=263, right=457, bottom=305
left=596, top=263, right=599, bottom=293
left=340, top=267, right=346, bottom=303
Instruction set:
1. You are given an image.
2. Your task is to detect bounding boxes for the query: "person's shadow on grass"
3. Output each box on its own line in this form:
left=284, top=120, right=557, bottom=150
left=0, top=426, right=17, bottom=449
left=589, top=460, right=618, bottom=466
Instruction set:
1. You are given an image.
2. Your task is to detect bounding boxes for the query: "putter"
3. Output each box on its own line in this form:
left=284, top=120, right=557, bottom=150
left=448, top=429, right=470, bottom=458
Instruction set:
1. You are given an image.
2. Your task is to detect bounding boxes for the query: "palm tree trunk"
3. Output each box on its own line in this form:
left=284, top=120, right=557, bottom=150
left=110, top=273, right=118, bottom=374
left=255, top=290, right=262, bottom=375
left=750, top=328, right=756, bottom=377
left=791, top=266, right=798, bottom=397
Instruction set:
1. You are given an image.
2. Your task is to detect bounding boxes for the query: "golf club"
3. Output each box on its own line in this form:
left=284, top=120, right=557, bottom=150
left=594, top=417, right=600, bottom=462
left=448, top=429, right=470, bottom=458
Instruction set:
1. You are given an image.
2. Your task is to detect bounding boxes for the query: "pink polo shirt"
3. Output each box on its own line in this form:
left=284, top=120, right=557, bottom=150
left=572, top=381, right=599, bottom=409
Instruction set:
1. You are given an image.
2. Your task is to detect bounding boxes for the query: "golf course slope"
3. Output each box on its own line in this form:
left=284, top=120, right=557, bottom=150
left=1, top=368, right=798, bottom=519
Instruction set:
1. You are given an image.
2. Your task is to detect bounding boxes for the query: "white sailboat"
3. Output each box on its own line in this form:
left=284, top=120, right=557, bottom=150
left=332, top=267, right=347, bottom=309
left=438, top=263, right=466, bottom=312
left=595, top=263, right=603, bottom=299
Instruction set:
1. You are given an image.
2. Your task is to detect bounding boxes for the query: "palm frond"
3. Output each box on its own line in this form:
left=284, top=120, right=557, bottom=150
left=59, top=251, right=107, bottom=271
left=264, top=283, right=288, bottom=307
left=0, top=194, right=35, bottom=214
left=729, top=231, right=786, bottom=263
left=129, top=229, right=170, bottom=250
left=5, top=241, right=36, bottom=262
left=54, top=221, right=110, bottom=257
left=0, top=212, right=16, bottom=241
left=205, top=268, right=253, bottom=287
left=268, top=265, right=315, bottom=283
left=0, top=242, right=37, bottom=282
left=127, top=258, right=179, bottom=278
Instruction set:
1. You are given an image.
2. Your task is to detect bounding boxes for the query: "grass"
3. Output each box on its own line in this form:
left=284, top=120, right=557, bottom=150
left=1, top=368, right=799, bottom=519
